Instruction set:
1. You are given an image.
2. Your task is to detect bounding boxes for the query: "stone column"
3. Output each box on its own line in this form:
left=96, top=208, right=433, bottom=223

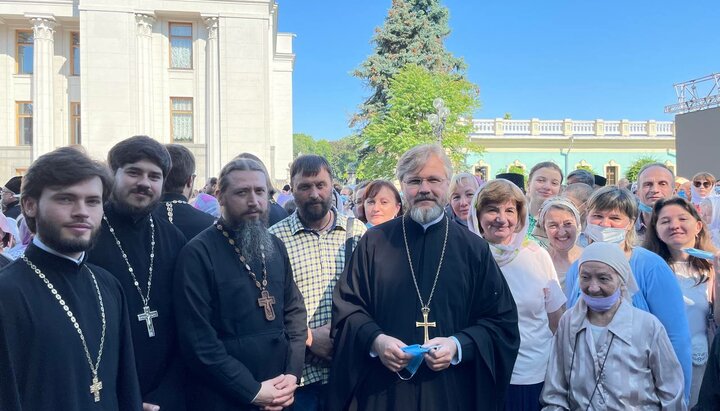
left=30, top=16, right=56, bottom=160
left=135, top=13, right=155, bottom=136
left=203, top=16, right=221, bottom=178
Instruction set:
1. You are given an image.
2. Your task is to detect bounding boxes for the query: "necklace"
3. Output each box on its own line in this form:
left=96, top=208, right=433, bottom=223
left=164, top=200, right=188, bottom=224
left=103, top=215, right=158, bottom=337
left=216, top=223, right=276, bottom=321
left=401, top=215, right=449, bottom=343
left=23, top=255, right=106, bottom=402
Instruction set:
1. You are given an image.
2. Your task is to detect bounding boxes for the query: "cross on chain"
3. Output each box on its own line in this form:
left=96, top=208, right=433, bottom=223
left=90, top=375, right=103, bottom=402
left=416, top=307, right=436, bottom=344
left=137, top=305, right=159, bottom=338
left=257, top=290, right=276, bottom=321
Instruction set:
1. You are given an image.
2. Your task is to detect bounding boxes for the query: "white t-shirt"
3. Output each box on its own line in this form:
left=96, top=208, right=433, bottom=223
left=501, top=242, right=566, bottom=385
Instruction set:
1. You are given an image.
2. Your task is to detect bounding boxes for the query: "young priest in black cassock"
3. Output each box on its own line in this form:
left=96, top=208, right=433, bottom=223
left=88, top=136, right=187, bottom=411
left=154, top=144, right=215, bottom=240
left=328, top=145, right=520, bottom=410
left=0, top=147, right=142, bottom=410
left=175, top=158, right=307, bottom=411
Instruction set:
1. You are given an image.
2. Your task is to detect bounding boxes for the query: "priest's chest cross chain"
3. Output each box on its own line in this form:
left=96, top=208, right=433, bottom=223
left=23, top=256, right=107, bottom=402
left=103, top=215, right=159, bottom=337
left=216, top=224, right=276, bottom=321
left=402, top=215, right=449, bottom=343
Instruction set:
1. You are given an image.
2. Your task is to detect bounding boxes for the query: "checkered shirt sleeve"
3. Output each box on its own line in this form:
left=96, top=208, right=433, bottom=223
left=269, top=210, right=366, bottom=385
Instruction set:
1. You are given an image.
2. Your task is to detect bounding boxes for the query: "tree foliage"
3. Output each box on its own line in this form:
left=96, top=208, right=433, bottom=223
left=356, top=64, right=481, bottom=180
left=292, top=133, right=359, bottom=182
left=353, top=0, right=465, bottom=126
left=625, top=155, right=659, bottom=183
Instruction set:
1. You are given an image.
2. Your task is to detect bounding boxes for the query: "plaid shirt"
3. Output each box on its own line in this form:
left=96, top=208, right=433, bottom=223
left=269, top=208, right=366, bottom=385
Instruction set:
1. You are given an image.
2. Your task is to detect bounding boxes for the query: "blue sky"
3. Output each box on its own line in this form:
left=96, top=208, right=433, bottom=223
left=279, top=1, right=720, bottom=141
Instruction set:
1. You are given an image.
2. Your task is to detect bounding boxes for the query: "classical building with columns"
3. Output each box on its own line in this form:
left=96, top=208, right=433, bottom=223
left=0, top=0, right=294, bottom=184
left=466, top=118, right=677, bottom=184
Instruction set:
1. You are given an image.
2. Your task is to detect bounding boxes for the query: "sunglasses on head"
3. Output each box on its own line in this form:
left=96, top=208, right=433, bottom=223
left=694, top=181, right=712, bottom=188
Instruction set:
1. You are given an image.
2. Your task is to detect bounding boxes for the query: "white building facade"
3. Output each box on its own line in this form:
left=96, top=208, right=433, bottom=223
left=0, top=0, right=295, bottom=183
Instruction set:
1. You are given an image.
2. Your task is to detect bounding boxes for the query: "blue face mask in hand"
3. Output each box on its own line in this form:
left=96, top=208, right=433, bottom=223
left=585, top=223, right=627, bottom=244
left=397, top=345, right=440, bottom=380
left=582, top=287, right=621, bottom=312
left=637, top=201, right=653, bottom=214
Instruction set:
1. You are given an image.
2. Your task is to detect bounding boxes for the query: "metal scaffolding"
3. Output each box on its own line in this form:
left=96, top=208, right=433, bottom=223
left=664, top=73, right=720, bottom=114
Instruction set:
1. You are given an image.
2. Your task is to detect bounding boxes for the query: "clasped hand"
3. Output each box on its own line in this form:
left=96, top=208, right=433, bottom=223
left=372, top=334, right=457, bottom=373
left=253, top=374, right=297, bottom=411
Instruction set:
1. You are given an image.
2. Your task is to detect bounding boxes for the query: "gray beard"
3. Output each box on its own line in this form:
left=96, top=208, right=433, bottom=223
left=235, top=220, right=274, bottom=262
left=409, top=203, right=444, bottom=225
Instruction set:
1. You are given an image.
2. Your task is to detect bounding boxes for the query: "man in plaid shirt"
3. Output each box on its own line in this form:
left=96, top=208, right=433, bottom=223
left=269, top=155, right=366, bottom=410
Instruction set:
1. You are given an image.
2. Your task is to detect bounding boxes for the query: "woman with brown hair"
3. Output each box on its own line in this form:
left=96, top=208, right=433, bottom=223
left=362, top=180, right=403, bottom=228
left=691, top=172, right=717, bottom=212
left=526, top=162, right=564, bottom=247
left=643, top=197, right=719, bottom=407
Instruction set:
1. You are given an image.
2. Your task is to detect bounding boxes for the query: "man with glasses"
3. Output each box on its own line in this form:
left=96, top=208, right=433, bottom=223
left=329, top=144, right=520, bottom=410
left=2, top=176, right=22, bottom=219
left=635, top=163, right=675, bottom=245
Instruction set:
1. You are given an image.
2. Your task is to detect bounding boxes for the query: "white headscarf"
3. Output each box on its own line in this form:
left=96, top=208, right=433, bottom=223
left=691, top=183, right=718, bottom=207
left=538, top=197, right=582, bottom=233
left=468, top=179, right=531, bottom=267
left=578, top=242, right=639, bottom=300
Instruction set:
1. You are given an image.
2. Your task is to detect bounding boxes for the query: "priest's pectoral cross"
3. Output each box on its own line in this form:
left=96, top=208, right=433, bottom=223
left=90, top=375, right=103, bottom=402
left=257, top=290, right=276, bottom=321
left=137, top=305, right=159, bottom=337
left=416, top=307, right=436, bottom=344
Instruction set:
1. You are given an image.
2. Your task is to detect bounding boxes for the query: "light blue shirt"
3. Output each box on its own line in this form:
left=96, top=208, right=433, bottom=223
left=566, top=246, right=693, bottom=402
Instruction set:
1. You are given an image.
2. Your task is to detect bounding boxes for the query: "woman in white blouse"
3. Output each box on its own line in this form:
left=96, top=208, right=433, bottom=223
left=470, top=178, right=566, bottom=411
left=643, top=197, right=719, bottom=407
left=539, top=197, right=583, bottom=296
left=542, top=242, right=685, bottom=410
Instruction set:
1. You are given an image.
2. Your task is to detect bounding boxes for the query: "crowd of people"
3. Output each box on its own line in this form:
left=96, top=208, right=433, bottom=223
left=0, top=137, right=720, bottom=411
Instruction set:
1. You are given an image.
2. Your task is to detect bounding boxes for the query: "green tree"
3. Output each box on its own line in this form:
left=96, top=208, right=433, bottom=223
left=575, top=164, right=596, bottom=175
left=352, top=0, right=465, bottom=126
left=292, top=133, right=332, bottom=159
left=356, top=64, right=481, bottom=179
left=625, top=155, right=658, bottom=183
left=292, top=133, right=360, bottom=182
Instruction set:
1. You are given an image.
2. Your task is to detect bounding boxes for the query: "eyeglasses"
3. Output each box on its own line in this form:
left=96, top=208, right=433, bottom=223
left=694, top=181, right=712, bottom=188
left=403, top=177, right=446, bottom=188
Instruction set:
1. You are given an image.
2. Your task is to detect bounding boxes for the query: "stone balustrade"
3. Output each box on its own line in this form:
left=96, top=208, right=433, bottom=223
left=471, top=118, right=675, bottom=138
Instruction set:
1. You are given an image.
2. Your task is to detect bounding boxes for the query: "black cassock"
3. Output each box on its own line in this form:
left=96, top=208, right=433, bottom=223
left=0, top=243, right=142, bottom=410
left=329, top=215, right=520, bottom=411
left=88, top=203, right=187, bottom=410
left=174, top=224, right=307, bottom=410
left=153, top=192, right=216, bottom=241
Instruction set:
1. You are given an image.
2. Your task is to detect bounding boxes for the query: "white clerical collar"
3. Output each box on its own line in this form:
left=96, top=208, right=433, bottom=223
left=33, top=236, right=85, bottom=266
left=420, top=213, right=445, bottom=232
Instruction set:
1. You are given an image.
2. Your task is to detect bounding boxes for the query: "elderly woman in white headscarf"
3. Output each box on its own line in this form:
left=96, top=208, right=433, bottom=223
left=470, top=178, right=566, bottom=411
left=700, top=196, right=720, bottom=249
left=541, top=242, right=686, bottom=410
left=538, top=197, right=583, bottom=295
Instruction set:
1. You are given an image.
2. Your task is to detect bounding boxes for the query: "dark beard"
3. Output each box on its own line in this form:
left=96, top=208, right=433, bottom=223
left=233, top=219, right=274, bottom=262
left=110, top=191, right=159, bottom=217
left=299, top=197, right=332, bottom=224
left=36, top=215, right=99, bottom=254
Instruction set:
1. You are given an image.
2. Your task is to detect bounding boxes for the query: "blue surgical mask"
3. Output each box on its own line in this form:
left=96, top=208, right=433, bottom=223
left=340, top=195, right=349, bottom=203
left=585, top=223, right=627, bottom=244
left=678, top=190, right=687, bottom=199
left=637, top=201, right=653, bottom=214
left=582, top=287, right=621, bottom=312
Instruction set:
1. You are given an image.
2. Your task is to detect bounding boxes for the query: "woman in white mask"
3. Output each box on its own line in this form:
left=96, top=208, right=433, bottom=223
left=564, top=186, right=693, bottom=403
left=470, top=179, right=566, bottom=410
left=542, top=242, right=685, bottom=410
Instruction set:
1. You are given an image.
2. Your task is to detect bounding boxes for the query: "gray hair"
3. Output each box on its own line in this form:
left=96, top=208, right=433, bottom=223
left=637, top=163, right=675, bottom=184
left=567, top=169, right=595, bottom=186
left=396, top=144, right=453, bottom=182
left=448, top=172, right=479, bottom=200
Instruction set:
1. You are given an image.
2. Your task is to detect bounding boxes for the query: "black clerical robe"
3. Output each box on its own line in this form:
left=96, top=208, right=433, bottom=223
left=268, top=201, right=289, bottom=227
left=88, top=203, right=187, bottom=410
left=329, top=215, right=520, bottom=411
left=0, top=244, right=142, bottom=410
left=154, top=192, right=215, bottom=241
left=4, top=200, right=20, bottom=219
left=174, top=225, right=307, bottom=410
left=695, top=335, right=720, bottom=410
left=0, top=253, right=11, bottom=268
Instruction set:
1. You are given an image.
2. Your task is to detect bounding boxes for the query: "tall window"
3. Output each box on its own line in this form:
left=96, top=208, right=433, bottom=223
left=70, top=102, right=81, bottom=145
left=16, top=31, right=33, bottom=74
left=605, top=165, right=619, bottom=186
left=16, top=102, right=33, bottom=145
left=170, top=97, right=193, bottom=142
left=71, top=32, right=80, bottom=75
left=169, top=23, right=192, bottom=69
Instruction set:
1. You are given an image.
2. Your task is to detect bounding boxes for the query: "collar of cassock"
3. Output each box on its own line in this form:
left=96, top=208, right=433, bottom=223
left=25, top=239, right=87, bottom=271
left=161, top=192, right=189, bottom=202
left=105, top=201, right=152, bottom=226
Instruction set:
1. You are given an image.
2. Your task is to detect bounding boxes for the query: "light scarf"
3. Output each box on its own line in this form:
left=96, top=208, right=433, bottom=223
left=468, top=179, right=530, bottom=267
left=704, top=196, right=720, bottom=248
left=537, top=197, right=582, bottom=236
left=691, top=184, right=718, bottom=207
left=577, top=242, right=639, bottom=301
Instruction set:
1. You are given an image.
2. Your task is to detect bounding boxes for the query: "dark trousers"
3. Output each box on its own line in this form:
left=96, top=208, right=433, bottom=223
left=504, top=382, right=544, bottom=411
left=292, top=382, right=327, bottom=411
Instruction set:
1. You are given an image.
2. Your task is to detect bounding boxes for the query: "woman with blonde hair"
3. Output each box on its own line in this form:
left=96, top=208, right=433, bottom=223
left=538, top=197, right=583, bottom=295
left=447, top=172, right=480, bottom=229
left=643, top=197, right=719, bottom=407
left=692, top=172, right=717, bottom=211
left=470, top=179, right=565, bottom=410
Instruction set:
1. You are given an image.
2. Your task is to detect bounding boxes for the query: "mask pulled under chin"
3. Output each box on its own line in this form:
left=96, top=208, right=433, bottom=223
left=582, top=287, right=621, bottom=312
left=584, top=223, right=627, bottom=244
